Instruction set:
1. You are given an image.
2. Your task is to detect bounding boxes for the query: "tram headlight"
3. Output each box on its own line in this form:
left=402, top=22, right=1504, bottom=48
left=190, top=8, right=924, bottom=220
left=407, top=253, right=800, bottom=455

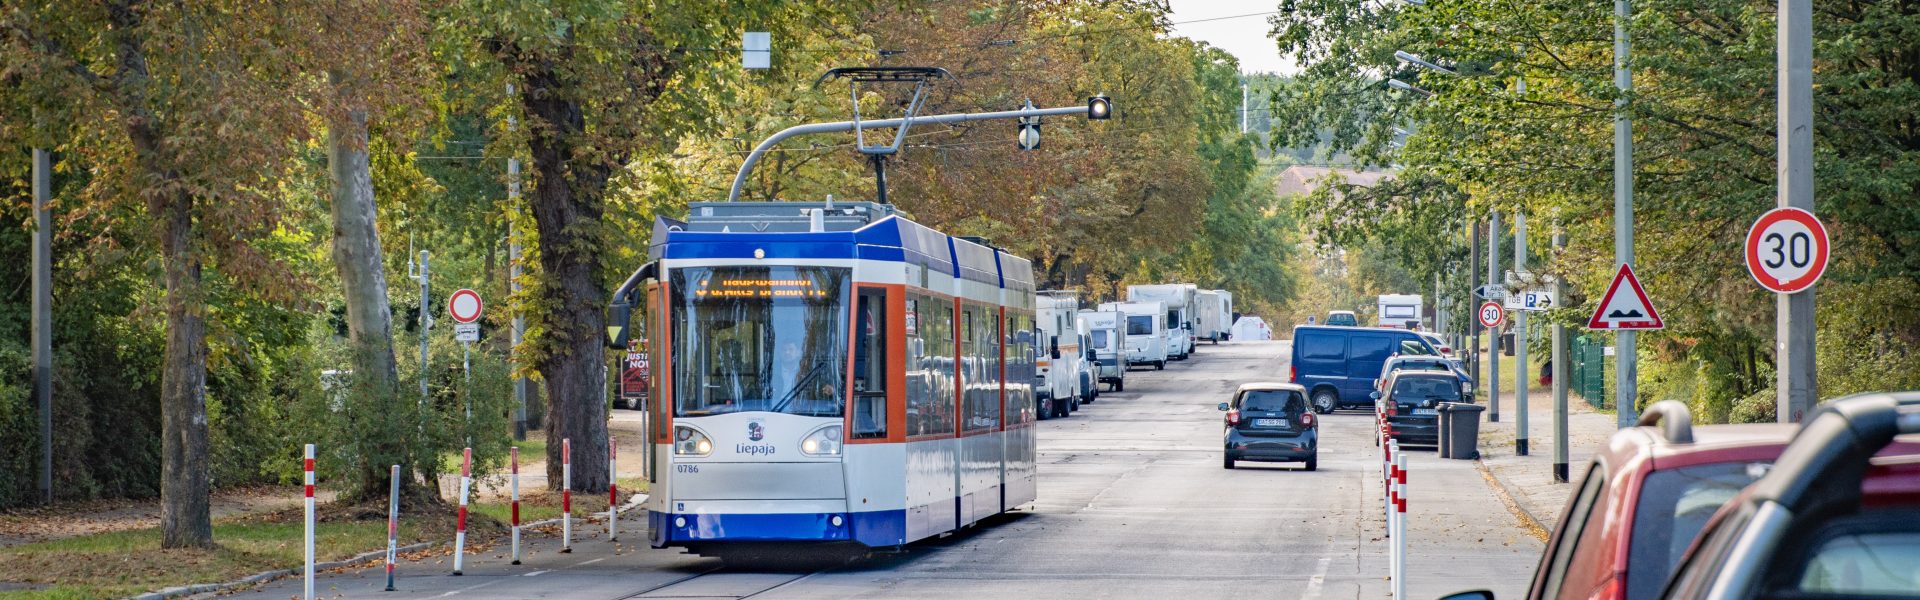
left=800, top=425, right=843, bottom=457
left=674, top=426, right=712, bottom=456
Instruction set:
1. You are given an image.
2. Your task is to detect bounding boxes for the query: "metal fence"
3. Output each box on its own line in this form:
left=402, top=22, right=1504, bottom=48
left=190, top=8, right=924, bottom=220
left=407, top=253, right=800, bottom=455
left=1568, top=335, right=1608, bottom=409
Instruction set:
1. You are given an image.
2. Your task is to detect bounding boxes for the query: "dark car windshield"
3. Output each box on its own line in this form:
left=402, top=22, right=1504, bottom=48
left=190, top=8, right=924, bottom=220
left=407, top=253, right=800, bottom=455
left=1625, top=461, right=1770, bottom=599
left=1239, top=390, right=1304, bottom=413
left=1390, top=377, right=1460, bottom=402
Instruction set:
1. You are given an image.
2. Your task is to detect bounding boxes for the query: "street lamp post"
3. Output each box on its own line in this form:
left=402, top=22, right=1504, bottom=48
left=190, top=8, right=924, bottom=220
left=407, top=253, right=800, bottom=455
left=1613, top=0, right=1639, bottom=428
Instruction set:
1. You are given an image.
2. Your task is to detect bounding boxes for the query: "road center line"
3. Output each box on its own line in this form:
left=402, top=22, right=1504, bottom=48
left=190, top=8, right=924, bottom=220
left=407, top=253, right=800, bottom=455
left=523, top=570, right=550, bottom=577
left=1303, top=556, right=1330, bottom=599
left=579, top=557, right=607, bottom=565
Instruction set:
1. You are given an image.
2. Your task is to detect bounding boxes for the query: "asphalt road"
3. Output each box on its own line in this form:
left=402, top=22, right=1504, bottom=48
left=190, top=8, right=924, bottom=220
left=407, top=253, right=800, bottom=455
left=224, top=341, right=1540, bottom=600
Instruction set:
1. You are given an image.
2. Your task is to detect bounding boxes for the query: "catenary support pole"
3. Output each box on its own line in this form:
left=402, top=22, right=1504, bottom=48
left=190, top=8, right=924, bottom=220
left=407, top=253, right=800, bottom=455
left=1777, top=0, right=1816, bottom=423
left=508, top=84, right=529, bottom=440
left=1614, top=0, right=1639, bottom=429
left=303, top=444, right=315, bottom=600
left=510, top=447, right=521, bottom=564
left=1552, top=226, right=1570, bottom=482
left=385, top=464, right=399, bottom=591
left=32, top=148, right=52, bottom=506
left=1488, top=211, right=1502, bottom=422
left=452, top=448, right=470, bottom=575
left=1515, top=212, right=1529, bottom=455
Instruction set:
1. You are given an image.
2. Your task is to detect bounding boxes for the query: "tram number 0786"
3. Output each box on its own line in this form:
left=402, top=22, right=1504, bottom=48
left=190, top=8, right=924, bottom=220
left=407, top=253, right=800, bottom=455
left=676, top=464, right=700, bottom=474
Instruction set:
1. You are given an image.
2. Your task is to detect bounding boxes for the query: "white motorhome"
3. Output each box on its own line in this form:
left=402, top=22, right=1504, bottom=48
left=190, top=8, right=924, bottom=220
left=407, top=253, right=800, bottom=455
left=1231, top=315, right=1272, bottom=341
left=1036, top=291, right=1084, bottom=418
left=1218, top=290, right=1235, bottom=339
left=1099, top=300, right=1169, bottom=370
left=1081, top=310, right=1129, bottom=391
left=1377, top=294, right=1425, bottom=329
left=1126, top=284, right=1196, bottom=359
left=1194, top=289, right=1231, bottom=344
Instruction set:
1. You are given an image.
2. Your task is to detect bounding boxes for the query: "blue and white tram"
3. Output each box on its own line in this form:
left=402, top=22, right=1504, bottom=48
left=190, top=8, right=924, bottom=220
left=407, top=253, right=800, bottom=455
left=609, top=201, right=1039, bottom=552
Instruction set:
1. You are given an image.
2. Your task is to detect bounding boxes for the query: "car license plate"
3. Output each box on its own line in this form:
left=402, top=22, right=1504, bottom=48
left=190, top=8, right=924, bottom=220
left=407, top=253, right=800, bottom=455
left=1413, top=408, right=1438, bottom=416
left=1253, top=418, right=1286, bottom=427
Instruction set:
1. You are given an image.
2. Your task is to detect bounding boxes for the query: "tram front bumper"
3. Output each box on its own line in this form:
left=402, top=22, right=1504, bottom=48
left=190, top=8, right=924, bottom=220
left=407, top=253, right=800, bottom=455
left=649, top=499, right=906, bottom=548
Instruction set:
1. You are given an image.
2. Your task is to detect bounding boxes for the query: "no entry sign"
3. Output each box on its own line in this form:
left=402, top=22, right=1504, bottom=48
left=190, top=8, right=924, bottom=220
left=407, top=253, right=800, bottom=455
left=448, top=289, right=484, bottom=324
left=1477, top=301, right=1506, bottom=329
left=1745, top=207, right=1829, bottom=293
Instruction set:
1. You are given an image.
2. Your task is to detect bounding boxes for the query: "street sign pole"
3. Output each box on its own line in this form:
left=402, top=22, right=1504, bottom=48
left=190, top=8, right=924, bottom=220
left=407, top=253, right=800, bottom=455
left=1552, top=224, right=1569, bottom=482
left=1470, top=220, right=1482, bottom=394
left=1488, top=210, right=1501, bottom=423
left=1778, top=0, right=1816, bottom=423
left=1514, top=212, right=1528, bottom=455
left=33, top=147, right=53, bottom=505
left=1614, top=0, right=1639, bottom=430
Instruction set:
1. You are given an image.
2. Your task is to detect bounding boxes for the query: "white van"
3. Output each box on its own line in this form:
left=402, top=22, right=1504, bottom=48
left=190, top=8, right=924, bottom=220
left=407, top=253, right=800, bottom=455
left=1126, top=284, right=1195, bottom=360
left=1100, top=300, right=1169, bottom=370
left=1194, top=290, right=1231, bottom=344
left=1036, top=291, right=1084, bottom=418
left=1081, top=311, right=1129, bottom=391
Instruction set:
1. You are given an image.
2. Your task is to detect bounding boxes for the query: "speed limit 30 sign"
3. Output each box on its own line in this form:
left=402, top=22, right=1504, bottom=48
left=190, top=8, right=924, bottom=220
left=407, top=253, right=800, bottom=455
left=1477, top=301, right=1506, bottom=329
left=1745, top=207, right=1829, bottom=293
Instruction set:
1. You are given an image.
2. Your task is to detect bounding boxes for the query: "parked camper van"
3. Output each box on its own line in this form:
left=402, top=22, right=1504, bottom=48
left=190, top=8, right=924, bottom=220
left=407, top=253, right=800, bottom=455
left=1126, top=284, right=1196, bottom=360
left=1194, top=290, right=1232, bottom=344
left=1100, top=300, right=1168, bottom=370
left=1036, top=291, right=1084, bottom=419
left=1376, top=294, right=1424, bottom=329
left=1082, top=310, right=1129, bottom=391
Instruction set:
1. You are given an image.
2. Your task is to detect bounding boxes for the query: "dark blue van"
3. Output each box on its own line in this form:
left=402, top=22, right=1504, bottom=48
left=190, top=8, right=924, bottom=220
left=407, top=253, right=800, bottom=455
left=1289, top=326, right=1441, bottom=413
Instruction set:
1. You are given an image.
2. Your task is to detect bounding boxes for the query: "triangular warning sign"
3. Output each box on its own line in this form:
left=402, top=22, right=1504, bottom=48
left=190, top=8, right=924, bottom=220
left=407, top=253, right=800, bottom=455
left=1587, top=264, right=1664, bottom=330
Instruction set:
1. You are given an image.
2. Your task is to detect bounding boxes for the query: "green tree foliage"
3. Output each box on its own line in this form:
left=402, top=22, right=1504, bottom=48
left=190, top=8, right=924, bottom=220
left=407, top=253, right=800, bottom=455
left=1269, top=0, right=1920, bottom=418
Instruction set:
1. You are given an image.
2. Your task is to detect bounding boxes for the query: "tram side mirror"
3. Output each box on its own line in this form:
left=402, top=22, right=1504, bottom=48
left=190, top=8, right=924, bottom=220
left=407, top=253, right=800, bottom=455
left=606, top=300, right=634, bottom=349
left=1050, top=336, right=1061, bottom=360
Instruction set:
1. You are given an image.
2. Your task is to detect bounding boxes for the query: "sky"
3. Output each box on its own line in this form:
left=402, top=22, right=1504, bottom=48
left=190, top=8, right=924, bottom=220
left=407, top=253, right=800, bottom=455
left=1165, top=1, right=1298, bottom=75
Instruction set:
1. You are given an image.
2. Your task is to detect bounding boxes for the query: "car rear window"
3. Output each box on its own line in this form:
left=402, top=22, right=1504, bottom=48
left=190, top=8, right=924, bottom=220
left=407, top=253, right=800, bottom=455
left=1625, top=461, right=1770, bottom=600
left=1390, top=377, right=1460, bottom=403
left=1298, top=333, right=1344, bottom=360
left=1240, top=390, right=1303, bottom=412
left=1126, top=315, right=1153, bottom=335
left=1092, top=330, right=1111, bottom=349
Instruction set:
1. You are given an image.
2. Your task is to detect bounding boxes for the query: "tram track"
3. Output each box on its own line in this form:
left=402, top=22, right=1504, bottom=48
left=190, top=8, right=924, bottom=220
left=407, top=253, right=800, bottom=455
left=612, top=562, right=840, bottom=599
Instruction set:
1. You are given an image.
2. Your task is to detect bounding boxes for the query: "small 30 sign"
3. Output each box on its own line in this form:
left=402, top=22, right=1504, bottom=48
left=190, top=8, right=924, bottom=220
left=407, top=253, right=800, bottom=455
left=1745, top=207, right=1829, bottom=294
left=1477, top=301, right=1506, bottom=329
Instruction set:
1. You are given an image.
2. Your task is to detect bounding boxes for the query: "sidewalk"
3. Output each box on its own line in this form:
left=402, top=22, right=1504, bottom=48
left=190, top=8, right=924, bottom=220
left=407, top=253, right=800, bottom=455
left=1472, top=374, right=1618, bottom=532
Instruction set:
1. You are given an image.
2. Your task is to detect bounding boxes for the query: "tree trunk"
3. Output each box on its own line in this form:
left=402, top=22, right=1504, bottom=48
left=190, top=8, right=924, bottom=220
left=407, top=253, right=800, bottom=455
left=156, top=188, right=214, bottom=549
left=521, top=70, right=612, bottom=494
left=327, top=106, right=407, bottom=500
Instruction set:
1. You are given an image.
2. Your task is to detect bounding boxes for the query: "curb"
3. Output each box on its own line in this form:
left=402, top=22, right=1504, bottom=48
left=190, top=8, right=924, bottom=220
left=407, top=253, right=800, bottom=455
left=139, top=493, right=649, bottom=600
left=1472, top=458, right=1550, bottom=543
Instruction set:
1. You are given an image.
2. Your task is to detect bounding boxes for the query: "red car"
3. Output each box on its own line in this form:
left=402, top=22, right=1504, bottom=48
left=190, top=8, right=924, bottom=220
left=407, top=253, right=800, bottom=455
left=1442, top=399, right=1920, bottom=600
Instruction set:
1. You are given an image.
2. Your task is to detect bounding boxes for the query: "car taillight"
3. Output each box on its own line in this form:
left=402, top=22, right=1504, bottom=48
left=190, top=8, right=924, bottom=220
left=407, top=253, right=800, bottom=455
left=1299, top=412, right=1315, bottom=427
left=1289, top=364, right=1297, bottom=382
left=1226, top=409, right=1240, bottom=426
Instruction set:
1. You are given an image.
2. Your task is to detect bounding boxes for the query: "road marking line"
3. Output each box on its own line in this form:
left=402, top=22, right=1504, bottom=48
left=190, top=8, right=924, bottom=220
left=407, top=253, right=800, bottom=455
left=524, top=570, right=549, bottom=577
left=1303, top=556, right=1329, bottom=599
left=579, top=558, right=606, bottom=565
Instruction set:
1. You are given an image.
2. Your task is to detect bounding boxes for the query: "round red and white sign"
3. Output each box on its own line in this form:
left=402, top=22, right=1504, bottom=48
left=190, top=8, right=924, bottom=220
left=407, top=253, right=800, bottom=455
left=1744, top=207, right=1829, bottom=293
left=1477, top=301, right=1506, bottom=329
left=447, top=288, right=483, bottom=324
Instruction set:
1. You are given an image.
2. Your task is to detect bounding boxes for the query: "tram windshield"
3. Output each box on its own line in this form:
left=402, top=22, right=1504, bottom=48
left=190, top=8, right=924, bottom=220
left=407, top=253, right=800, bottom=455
left=668, top=266, right=851, bottom=418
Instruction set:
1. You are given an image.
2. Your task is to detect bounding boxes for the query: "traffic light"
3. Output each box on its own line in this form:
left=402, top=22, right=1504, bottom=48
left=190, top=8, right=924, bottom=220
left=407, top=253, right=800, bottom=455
left=1017, top=99, right=1041, bottom=150
left=1087, top=94, right=1113, bottom=120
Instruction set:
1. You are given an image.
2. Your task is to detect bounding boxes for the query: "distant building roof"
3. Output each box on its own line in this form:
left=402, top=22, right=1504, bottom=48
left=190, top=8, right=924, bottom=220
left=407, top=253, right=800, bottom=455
left=1273, top=166, right=1394, bottom=198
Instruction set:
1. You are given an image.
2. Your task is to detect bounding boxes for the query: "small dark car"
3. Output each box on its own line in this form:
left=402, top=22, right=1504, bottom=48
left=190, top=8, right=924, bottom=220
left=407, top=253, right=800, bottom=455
left=1375, top=371, right=1464, bottom=447
left=1220, top=382, right=1318, bottom=471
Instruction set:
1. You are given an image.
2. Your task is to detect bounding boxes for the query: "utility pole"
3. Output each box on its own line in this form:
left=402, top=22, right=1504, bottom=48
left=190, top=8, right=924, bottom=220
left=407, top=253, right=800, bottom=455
left=1552, top=224, right=1570, bottom=482
left=1434, top=273, right=1443, bottom=334
left=1776, top=0, right=1816, bottom=422
left=1488, top=210, right=1501, bottom=423
left=411, top=251, right=431, bottom=412
left=33, top=148, right=53, bottom=505
left=1613, top=0, right=1639, bottom=429
left=1514, top=212, right=1529, bottom=455
left=508, top=84, right=529, bottom=440
left=1241, top=82, right=1250, bottom=134
left=1470, top=221, right=1482, bottom=390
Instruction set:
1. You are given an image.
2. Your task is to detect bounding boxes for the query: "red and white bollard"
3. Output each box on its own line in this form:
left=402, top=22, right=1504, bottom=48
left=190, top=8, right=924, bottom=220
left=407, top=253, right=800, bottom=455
left=608, top=438, right=619, bottom=542
left=303, top=444, right=315, bottom=600
left=1390, top=440, right=1407, bottom=599
left=385, top=464, right=399, bottom=591
left=453, top=448, right=471, bottom=575
left=510, top=447, right=522, bottom=565
left=561, top=438, right=573, bottom=553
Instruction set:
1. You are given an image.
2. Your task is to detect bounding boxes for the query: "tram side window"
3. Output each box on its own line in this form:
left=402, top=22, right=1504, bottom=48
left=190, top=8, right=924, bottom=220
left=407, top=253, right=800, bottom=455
left=1007, top=312, right=1035, bottom=424
left=906, top=295, right=955, bottom=437
left=962, top=306, right=999, bottom=431
left=852, top=288, right=887, bottom=439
